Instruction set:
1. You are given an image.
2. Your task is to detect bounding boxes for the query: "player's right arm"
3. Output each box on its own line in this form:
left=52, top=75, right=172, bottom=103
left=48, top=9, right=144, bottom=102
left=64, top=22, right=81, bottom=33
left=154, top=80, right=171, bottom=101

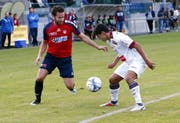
left=35, top=40, right=48, bottom=66
left=108, top=56, right=120, bottom=69
left=35, top=23, right=49, bottom=66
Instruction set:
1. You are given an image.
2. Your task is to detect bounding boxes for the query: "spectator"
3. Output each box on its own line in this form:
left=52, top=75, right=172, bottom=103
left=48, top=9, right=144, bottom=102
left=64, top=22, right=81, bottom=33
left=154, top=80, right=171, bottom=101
left=145, top=6, right=155, bottom=34
left=65, top=10, right=69, bottom=21
left=8, top=12, right=14, bottom=27
left=27, top=7, right=39, bottom=46
left=91, top=15, right=96, bottom=28
left=158, top=7, right=164, bottom=33
left=0, top=12, right=14, bottom=48
left=47, top=7, right=53, bottom=23
left=178, top=7, right=180, bottom=30
left=115, top=5, right=125, bottom=32
left=36, top=0, right=45, bottom=7
left=67, top=8, right=78, bottom=24
left=169, top=9, right=174, bottom=29
left=84, top=16, right=94, bottom=39
left=43, top=0, right=49, bottom=7
left=91, top=15, right=96, bottom=39
left=102, top=14, right=108, bottom=26
left=163, top=7, right=170, bottom=32
left=172, top=8, right=179, bottom=31
left=107, top=15, right=116, bottom=31
left=96, top=15, right=102, bottom=25
left=13, top=13, right=20, bottom=26
left=65, top=9, right=78, bottom=40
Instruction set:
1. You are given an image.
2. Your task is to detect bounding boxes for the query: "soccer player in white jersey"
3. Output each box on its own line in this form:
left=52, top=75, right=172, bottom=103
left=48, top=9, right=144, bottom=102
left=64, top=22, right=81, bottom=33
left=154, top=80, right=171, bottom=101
left=94, top=24, right=155, bottom=111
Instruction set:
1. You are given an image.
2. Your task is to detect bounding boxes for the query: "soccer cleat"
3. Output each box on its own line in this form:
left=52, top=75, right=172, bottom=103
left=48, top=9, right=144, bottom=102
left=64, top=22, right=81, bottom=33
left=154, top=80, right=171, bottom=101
left=99, top=101, right=118, bottom=107
left=130, top=104, right=145, bottom=111
left=30, top=99, right=40, bottom=106
left=70, top=88, right=77, bottom=95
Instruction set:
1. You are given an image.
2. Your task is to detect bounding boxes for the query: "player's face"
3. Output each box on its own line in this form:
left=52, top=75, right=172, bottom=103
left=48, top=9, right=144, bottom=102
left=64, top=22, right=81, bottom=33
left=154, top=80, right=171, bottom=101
left=54, top=12, right=65, bottom=25
left=97, top=32, right=108, bottom=41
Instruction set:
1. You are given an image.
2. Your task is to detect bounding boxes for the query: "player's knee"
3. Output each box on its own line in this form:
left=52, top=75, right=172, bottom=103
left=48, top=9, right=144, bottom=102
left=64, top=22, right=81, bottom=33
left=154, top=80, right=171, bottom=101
left=36, top=69, right=48, bottom=82
left=109, top=78, right=115, bottom=84
left=124, top=77, right=133, bottom=83
left=109, top=77, right=120, bottom=84
left=36, top=77, right=44, bottom=82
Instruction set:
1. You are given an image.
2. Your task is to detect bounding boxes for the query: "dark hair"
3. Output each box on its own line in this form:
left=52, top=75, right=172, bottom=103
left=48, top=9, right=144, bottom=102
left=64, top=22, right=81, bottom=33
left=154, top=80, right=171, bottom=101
left=13, top=13, right=17, bottom=17
left=51, top=5, right=64, bottom=16
left=94, top=24, right=109, bottom=35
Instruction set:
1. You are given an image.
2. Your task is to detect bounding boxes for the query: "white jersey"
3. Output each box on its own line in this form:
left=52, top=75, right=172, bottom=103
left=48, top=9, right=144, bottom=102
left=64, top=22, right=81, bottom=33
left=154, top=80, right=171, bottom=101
left=107, top=31, right=145, bottom=64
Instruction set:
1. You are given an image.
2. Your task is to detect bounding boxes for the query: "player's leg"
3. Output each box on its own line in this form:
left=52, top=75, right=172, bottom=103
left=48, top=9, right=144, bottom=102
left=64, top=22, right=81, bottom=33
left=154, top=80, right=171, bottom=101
left=31, top=69, right=48, bottom=105
left=31, top=53, right=56, bottom=105
left=109, top=73, right=123, bottom=104
left=124, top=71, right=143, bottom=104
left=63, top=78, right=76, bottom=94
left=57, top=57, right=76, bottom=94
left=125, top=62, right=146, bottom=111
left=100, top=73, right=123, bottom=107
left=100, top=63, right=127, bottom=107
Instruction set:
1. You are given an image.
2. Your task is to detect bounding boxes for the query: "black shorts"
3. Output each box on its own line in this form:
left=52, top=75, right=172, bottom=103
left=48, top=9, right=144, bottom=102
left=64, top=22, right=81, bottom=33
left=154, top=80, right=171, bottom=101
left=40, top=53, right=74, bottom=78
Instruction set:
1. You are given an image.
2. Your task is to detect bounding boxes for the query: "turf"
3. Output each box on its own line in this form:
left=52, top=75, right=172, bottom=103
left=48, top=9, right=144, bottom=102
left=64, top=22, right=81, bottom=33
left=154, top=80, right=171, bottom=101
left=0, top=32, right=179, bottom=123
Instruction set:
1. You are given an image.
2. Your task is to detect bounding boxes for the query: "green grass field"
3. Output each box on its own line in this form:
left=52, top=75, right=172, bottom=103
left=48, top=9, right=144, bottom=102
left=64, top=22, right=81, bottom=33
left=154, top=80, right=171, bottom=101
left=0, top=32, right=180, bottom=123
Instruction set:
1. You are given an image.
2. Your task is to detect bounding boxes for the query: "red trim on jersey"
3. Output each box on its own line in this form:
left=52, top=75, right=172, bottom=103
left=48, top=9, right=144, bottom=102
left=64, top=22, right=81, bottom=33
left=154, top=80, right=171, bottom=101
left=119, top=55, right=126, bottom=62
left=110, top=31, right=113, bottom=38
left=129, top=41, right=136, bottom=49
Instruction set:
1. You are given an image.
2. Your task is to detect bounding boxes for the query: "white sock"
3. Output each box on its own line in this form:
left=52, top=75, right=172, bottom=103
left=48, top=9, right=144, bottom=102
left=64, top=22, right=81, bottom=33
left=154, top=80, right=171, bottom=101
left=130, top=85, right=142, bottom=104
left=110, top=88, right=119, bottom=102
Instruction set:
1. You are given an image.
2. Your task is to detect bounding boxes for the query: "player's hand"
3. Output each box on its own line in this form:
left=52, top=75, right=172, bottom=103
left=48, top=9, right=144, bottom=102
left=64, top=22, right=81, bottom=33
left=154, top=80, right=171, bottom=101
left=35, top=56, right=41, bottom=66
left=150, top=62, right=156, bottom=70
left=97, top=46, right=108, bottom=52
left=146, top=60, right=156, bottom=70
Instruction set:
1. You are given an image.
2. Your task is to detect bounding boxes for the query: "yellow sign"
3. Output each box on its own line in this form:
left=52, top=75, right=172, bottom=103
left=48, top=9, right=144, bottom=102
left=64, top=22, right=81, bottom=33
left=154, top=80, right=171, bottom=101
left=11, top=25, right=28, bottom=45
left=4, top=25, right=28, bottom=46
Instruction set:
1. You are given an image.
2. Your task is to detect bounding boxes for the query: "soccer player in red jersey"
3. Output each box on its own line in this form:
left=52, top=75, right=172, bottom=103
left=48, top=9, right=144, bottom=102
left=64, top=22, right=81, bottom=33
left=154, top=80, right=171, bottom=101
left=31, top=5, right=108, bottom=105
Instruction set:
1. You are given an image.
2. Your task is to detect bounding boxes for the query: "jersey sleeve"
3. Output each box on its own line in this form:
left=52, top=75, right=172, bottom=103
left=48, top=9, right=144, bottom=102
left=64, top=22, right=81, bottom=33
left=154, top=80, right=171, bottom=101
left=115, top=32, right=134, bottom=48
left=65, top=20, right=80, bottom=35
left=43, top=27, right=47, bottom=41
left=43, top=23, right=51, bottom=41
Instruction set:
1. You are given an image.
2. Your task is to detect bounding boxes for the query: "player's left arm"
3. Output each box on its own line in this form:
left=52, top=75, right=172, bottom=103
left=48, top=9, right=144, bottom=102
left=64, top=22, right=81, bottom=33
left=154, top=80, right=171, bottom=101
left=78, top=32, right=108, bottom=52
left=132, top=41, right=155, bottom=70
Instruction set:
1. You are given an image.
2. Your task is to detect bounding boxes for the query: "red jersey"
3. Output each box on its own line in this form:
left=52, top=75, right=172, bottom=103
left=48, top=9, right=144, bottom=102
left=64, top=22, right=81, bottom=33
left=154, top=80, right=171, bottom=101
left=43, top=20, right=80, bottom=58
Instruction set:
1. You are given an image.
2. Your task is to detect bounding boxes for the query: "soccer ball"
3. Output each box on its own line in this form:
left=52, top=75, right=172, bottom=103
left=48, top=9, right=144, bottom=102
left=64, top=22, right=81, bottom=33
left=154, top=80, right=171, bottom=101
left=86, top=76, right=102, bottom=92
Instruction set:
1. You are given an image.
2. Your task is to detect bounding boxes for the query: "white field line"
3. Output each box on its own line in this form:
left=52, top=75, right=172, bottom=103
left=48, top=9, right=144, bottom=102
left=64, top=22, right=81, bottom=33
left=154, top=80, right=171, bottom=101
left=79, top=92, right=180, bottom=123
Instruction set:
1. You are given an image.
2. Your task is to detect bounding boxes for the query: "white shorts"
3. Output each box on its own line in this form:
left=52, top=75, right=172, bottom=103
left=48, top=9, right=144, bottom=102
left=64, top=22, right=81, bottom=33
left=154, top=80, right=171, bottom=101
left=114, top=61, right=147, bottom=79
